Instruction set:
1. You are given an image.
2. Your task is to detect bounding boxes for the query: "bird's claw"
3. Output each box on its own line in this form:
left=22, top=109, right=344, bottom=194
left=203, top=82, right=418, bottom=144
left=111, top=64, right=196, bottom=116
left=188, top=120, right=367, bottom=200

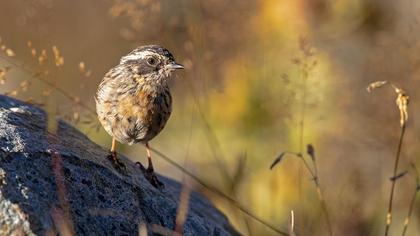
left=107, top=151, right=127, bottom=174
left=135, top=162, right=165, bottom=189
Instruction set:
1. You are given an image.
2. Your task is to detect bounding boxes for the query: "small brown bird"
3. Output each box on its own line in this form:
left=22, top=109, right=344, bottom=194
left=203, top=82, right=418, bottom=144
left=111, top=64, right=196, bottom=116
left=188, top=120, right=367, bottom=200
left=95, top=45, right=184, bottom=187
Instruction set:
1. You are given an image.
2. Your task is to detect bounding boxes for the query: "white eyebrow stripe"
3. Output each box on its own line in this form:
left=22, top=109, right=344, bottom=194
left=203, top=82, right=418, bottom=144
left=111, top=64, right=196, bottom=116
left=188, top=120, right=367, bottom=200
left=120, top=51, right=156, bottom=63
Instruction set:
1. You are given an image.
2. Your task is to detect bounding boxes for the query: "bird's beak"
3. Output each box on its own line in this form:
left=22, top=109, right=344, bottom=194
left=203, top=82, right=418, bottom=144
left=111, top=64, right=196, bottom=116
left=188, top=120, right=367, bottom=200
left=166, top=62, right=184, bottom=70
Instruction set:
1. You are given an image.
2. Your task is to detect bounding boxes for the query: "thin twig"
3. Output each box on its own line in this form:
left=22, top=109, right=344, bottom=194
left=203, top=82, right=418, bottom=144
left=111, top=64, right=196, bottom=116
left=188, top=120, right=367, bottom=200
left=299, top=63, right=307, bottom=153
left=367, top=81, right=409, bottom=236
left=401, top=183, right=418, bottom=236
left=149, top=146, right=289, bottom=236
left=289, top=210, right=296, bottom=236
left=271, top=149, right=333, bottom=236
left=174, top=181, right=191, bottom=235
left=401, top=164, right=419, bottom=236
left=295, top=37, right=325, bottom=236
left=174, top=112, right=194, bottom=235
left=298, top=65, right=306, bottom=235
left=299, top=155, right=316, bottom=177
left=384, top=124, right=406, bottom=236
left=301, top=154, right=333, bottom=236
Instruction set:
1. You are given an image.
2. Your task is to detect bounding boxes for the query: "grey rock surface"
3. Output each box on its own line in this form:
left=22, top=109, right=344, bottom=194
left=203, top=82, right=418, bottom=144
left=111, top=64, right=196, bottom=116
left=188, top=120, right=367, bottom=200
left=0, top=95, right=238, bottom=236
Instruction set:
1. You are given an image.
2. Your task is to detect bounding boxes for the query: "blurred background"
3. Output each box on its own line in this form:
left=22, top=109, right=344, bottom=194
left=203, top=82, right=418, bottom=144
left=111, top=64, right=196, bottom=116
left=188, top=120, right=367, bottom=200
left=1, top=0, right=420, bottom=235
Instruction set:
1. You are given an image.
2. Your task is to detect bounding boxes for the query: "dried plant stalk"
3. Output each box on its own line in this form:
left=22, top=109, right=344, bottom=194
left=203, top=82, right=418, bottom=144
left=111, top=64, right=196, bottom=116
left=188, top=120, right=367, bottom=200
left=401, top=164, right=420, bottom=236
left=289, top=210, right=296, bottom=236
left=367, top=80, right=388, bottom=92
left=367, top=81, right=409, bottom=236
left=271, top=145, right=333, bottom=236
left=174, top=182, right=191, bottom=235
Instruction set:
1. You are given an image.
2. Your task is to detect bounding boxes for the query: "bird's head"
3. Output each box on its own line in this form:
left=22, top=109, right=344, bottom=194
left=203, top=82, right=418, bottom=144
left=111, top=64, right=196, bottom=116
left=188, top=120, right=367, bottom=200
left=120, top=45, right=184, bottom=82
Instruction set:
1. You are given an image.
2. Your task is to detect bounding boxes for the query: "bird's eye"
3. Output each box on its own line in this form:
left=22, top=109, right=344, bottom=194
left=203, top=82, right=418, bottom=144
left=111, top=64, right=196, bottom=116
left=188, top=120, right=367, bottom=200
left=146, top=57, right=158, bottom=66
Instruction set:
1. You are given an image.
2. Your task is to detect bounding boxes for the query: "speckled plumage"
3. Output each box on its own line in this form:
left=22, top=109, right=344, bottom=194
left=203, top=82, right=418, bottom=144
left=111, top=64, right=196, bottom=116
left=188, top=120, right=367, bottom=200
left=95, top=45, right=181, bottom=145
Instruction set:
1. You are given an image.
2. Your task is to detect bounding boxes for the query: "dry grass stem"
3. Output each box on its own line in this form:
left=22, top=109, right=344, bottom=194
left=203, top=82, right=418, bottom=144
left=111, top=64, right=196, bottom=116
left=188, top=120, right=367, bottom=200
left=149, top=146, right=289, bottom=236
left=401, top=164, right=420, bottom=236
left=271, top=144, right=333, bottom=236
left=289, top=210, right=296, bottom=236
left=174, top=182, right=191, bottom=235
left=367, top=81, right=409, bottom=236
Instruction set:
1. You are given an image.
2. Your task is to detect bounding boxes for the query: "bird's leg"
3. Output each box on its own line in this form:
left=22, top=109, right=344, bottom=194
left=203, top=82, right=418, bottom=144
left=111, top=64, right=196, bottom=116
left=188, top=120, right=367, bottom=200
left=107, top=138, right=126, bottom=171
left=136, top=143, right=164, bottom=189
left=111, top=137, right=116, bottom=153
left=146, top=143, right=154, bottom=172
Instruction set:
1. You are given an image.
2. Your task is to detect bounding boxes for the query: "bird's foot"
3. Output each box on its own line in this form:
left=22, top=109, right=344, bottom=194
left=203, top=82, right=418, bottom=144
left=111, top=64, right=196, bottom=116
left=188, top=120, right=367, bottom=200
left=107, top=151, right=127, bottom=174
left=135, top=162, right=164, bottom=189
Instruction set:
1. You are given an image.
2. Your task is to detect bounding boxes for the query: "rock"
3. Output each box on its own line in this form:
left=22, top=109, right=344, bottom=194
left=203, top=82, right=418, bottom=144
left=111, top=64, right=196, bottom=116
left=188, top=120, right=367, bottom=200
left=0, top=95, right=238, bottom=236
